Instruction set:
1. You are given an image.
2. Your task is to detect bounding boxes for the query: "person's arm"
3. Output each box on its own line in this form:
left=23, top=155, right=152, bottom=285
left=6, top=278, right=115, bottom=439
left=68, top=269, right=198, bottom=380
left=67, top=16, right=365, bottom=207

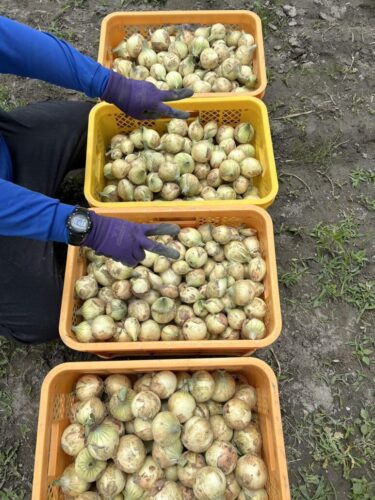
left=0, top=16, right=109, bottom=97
left=0, top=16, right=193, bottom=119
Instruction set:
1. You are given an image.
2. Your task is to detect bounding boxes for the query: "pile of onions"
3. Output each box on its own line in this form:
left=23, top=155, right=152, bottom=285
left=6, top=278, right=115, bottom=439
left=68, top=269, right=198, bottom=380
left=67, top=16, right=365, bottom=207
left=73, top=224, right=267, bottom=343
left=112, top=24, right=257, bottom=94
left=56, top=369, right=269, bottom=499
left=100, top=119, right=263, bottom=203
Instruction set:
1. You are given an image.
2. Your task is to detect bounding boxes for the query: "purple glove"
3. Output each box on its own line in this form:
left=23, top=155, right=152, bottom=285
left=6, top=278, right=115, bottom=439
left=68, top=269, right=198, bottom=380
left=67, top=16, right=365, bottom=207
left=101, top=70, right=193, bottom=120
left=83, top=212, right=180, bottom=266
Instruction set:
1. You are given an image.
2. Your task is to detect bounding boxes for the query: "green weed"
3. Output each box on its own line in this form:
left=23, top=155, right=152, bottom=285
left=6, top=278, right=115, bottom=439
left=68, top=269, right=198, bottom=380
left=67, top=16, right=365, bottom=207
left=0, top=443, right=25, bottom=497
left=351, top=476, right=375, bottom=499
left=292, top=466, right=336, bottom=500
left=280, top=259, right=309, bottom=287
left=350, top=168, right=375, bottom=188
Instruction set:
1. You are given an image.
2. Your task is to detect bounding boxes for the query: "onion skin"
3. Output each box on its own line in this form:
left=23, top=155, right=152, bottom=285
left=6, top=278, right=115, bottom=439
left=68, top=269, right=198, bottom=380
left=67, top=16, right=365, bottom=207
left=235, top=454, right=268, bottom=491
left=205, top=440, right=238, bottom=475
left=193, top=466, right=227, bottom=500
left=115, top=434, right=146, bottom=474
left=223, top=398, right=252, bottom=430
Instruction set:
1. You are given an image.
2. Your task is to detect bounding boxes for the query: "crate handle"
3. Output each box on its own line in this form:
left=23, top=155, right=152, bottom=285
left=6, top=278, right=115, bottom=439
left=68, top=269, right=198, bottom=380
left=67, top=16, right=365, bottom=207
left=47, top=422, right=62, bottom=478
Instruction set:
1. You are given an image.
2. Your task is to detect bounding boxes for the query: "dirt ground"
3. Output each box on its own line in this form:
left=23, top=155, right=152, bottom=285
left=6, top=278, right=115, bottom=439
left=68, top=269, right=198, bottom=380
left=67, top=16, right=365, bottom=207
left=0, top=0, right=374, bottom=498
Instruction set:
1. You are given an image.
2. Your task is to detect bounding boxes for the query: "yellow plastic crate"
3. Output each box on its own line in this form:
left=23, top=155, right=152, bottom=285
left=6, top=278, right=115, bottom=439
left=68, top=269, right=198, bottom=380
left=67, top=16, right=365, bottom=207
left=84, top=97, right=278, bottom=210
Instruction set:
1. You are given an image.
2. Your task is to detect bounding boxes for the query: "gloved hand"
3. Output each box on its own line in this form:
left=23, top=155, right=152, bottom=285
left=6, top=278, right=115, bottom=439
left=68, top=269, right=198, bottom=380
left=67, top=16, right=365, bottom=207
left=101, top=70, right=194, bottom=120
left=83, top=212, right=180, bottom=266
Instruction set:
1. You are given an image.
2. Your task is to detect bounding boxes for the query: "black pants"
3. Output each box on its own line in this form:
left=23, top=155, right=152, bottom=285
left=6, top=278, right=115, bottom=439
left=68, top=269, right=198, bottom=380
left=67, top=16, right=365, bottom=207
left=0, top=101, right=94, bottom=344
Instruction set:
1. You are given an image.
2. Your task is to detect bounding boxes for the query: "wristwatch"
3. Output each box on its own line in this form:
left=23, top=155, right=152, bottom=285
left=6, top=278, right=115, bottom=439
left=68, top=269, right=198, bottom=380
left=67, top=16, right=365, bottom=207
left=66, top=207, right=93, bottom=246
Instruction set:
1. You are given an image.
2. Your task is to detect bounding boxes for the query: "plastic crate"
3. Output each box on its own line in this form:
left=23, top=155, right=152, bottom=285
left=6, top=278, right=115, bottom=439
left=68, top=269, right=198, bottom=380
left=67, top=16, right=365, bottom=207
left=98, top=10, right=267, bottom=99
left=32, top=358, right=290, bottom=500
left=59, top=205, right=281, bottom=357
left=84, top=98, right=278, bottom=209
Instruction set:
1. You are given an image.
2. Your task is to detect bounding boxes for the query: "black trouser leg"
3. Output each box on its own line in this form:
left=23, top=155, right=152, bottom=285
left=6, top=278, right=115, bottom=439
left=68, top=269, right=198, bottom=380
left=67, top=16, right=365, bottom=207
left=0, top=101, right=94, bottom=344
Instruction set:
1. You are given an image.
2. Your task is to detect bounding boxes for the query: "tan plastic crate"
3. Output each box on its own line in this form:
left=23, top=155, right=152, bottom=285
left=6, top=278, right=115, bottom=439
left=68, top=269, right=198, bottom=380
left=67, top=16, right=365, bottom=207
left=32, top=358, right=290, bottom=499
left=59, top=205, right=281, bottom=357
left=98, top=10, right=267, bottom=99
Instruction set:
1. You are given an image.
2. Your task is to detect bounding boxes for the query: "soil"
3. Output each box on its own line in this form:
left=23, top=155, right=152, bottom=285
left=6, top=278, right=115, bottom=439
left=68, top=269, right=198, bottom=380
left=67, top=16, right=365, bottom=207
left=0, top=1, right=374, bottom=499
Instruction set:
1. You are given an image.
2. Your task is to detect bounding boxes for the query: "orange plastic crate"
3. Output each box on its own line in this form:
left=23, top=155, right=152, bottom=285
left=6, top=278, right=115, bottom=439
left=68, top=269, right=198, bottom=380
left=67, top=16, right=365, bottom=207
left=84, top=98, right=278, bottom=210
left=98, top=10, right=267, bottom=99
left=59, top=205, right=281, bottom=357
left=32, top=358, right=290, bottom=500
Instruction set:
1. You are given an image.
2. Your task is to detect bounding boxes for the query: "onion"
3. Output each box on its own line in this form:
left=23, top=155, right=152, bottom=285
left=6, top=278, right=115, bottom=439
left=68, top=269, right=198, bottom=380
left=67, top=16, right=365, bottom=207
left=151, top=297, right=177, bottom=324
left=235, top=385, right=257, bottom=409
left=161, top=133, right=185, bottom=154
left=217, top=185, right=236, bottom=200
left=124, top=317, right=141, bottom=341
left=55, top=464, right=89, bottom=496
left=101, top=416, right=125, bottom=436
left=235, top=45, right=257, bottom=65
left=177, top=451, right=206, bottom=488
left=206, top=313, right=228, bottom=335
left=136, top=457, right=163, bottom=491
left=134, top=417, right=153, bottom=441
left=182, top=317, right=208, bottom=340
left=193, top=466, right=226, bottom=499
left=223, top=398, right=252, bottom=430
left=165, top=465, right=178, bottom=482
left=248, top=257, right=266, bottom=282
left=151, top=371, right=178, bottom=399
left=75, top=275, right=98, bottom=300
left=131, top=390, right=161, bottom=419
left=75, top=397, right=106, bottom=426
left=200, top=48, right=219, bottom=69
left=205, top=440, right=238, bottom=475
left=233, top=423, right=262, bottom=456
left=227, top=309, right=246, bottom=331
left=115, top=434, right=146, bottom=473
left=153, top=439, right=184, bottom=468
left=61, top=423, right=85, bottom=456
left=194, top=403, right=210, bottom=419
left=240, top=488, right=268, bottom=499
left=212, top=77, right=232, bottom=93
left=123, top=473, right=145, bottom=500
left=134, top=373, right=153, bottom=393
left=244, top=298, right=266, bottom=320
left=175, top=305, right=194, bottom=326
left=128, top=299, right=151, bottom=322
left=229, top=280, right=256, bottom=306
left=206, top=278, right=227, bottom=299
left=212, top=371, right=236, bottom=402
left=168, top=391, right=196, bottom=422
left=182, top=416, right=213, bottom=453
left=140, top=319, right=161, bottom=341
left=210, top=23, right=226, bottom=41
left=103, top=375, right=130, bottom=398
left=185, top=247, right=208, bottom=269
left=75, top=448, right=106, bottom=482
left=87, top=424, right=119, bottom=461
left=180, top=173, right=201, bottom=197
left=241, top=318, right=266, bottom=340
left=210, top=415, right=233, bottom=441
left=180, top=286, right=202, bottom=304
left=176, top=372, right=191, bottom=391
left=152, top=411, right=181, bottom=445
left=151, top=28, right=170, bottom=51
left=106, top=299, right=127, bottom=321
left=126, top=33, right=144, bottom=58
left=75, top=375, right=103, bottom=401
left=109, top=387, right=135, bottom=422
left=191, top=36, right=210, bottom=58
left=88, top=315, right=114, bottom=341
left=96, top=463, right=126, bottom=498
left=240, top=158, right=263, bottom=179
left=172, top=260, right=191, bottom=276
left=191, top=141, right=212, bottom=163
left=175, top=152, right=195, bottom=174
left=235, top=454, right=268, bottom=491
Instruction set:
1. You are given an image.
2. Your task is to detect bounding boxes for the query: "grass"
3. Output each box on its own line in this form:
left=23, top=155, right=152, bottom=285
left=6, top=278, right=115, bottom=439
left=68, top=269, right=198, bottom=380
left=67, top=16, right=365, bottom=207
left=292, top=136, right=340, bottom=172
left=0, top=443, right=26, bottom=498
left=280, top=259, right=309, bottom=287
left=292, top=466, right=336, bottom=500
left=307, top=216, right=374, bottom=319
left=350, top=168, right=375, bottom=188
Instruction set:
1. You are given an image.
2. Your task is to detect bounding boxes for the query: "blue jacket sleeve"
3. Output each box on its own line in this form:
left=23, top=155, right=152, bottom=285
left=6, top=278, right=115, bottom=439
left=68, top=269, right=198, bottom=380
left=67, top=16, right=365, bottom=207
left=0, top=15, right=110, bottom=97
left=0, top=178, right=73, bottom=243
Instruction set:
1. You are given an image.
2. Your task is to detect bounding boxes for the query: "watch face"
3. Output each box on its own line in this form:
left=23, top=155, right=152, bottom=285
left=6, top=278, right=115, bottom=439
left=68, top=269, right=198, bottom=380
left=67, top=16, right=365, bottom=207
left=71, top=214, right=89, bottom=233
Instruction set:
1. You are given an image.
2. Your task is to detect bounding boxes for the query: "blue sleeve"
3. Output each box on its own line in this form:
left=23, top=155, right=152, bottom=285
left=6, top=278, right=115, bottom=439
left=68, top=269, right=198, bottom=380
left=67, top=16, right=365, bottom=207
left=0, top=178, right=73, bottom=243
left=0, top=16, right=110, bottom=97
